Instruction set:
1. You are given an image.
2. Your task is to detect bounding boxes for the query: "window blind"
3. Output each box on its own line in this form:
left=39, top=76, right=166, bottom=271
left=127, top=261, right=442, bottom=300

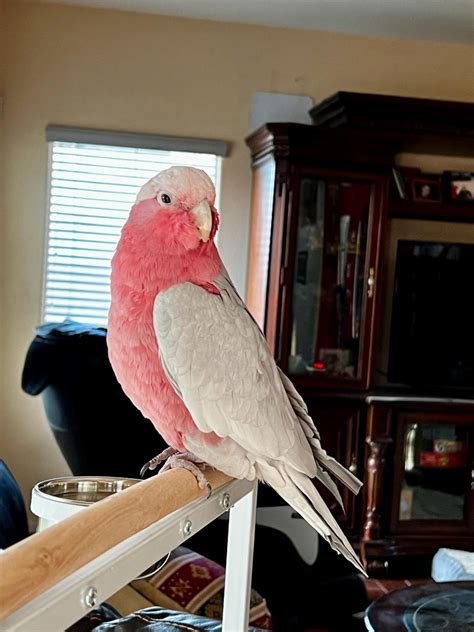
left=43, top=138, right=223, bottom=327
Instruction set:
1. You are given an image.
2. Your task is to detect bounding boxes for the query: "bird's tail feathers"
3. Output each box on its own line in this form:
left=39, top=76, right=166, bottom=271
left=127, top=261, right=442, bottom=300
left=313, top=461, right=344, bottom=510
left=309, top=438, right=362, bottom=496
left=276, top=366, right=362, bottom=498
left=260, top=461, right=366, bottom=576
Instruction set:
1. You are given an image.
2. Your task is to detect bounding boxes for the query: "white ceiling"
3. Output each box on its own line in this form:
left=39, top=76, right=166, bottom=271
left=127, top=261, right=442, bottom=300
left=30, top=0, right=474, bottom=44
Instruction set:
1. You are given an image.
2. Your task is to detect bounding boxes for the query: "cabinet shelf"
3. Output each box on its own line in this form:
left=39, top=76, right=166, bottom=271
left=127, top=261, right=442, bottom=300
left=389, top=199, right=474, bottom=222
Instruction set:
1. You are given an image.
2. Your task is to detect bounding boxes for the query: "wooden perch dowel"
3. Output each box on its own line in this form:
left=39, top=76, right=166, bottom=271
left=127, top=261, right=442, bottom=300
left=0, top=468, right=231, bottom=620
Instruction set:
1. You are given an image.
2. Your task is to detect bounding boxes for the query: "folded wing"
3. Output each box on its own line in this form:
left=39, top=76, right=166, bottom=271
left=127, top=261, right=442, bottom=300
left=154, top=270, right=364, bottom=572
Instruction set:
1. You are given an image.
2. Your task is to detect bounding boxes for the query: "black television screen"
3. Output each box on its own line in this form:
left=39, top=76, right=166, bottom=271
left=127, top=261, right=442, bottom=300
left=388, top=240, right=474, bottom=389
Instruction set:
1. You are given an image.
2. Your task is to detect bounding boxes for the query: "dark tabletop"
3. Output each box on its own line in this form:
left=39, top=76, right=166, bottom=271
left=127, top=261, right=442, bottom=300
left=365, top=581, right=474, bottom=632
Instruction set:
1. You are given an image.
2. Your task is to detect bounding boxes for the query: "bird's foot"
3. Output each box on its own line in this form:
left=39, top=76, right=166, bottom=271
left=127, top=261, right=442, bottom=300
left=160, top=452, right=212, bottom=497
left=140, top=447, right=179, bottom=478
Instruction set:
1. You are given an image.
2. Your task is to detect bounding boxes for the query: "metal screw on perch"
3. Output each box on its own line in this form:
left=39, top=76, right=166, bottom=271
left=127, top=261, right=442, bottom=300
left=221, top=493, right=231, bottom=510
left=83, top=586, right=98, bottom=608
left=182, top=520, right=192, bottom=537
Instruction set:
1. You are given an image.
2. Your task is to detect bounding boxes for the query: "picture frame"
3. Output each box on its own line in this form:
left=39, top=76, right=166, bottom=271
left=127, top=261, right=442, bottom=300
left=411, top=178, right=442, bottom=203
left=443, top=171, right=474, bottom=203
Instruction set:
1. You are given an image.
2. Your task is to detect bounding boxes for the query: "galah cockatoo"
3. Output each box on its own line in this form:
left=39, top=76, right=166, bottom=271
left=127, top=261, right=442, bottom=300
left=107, top=166, right=364, bottom=572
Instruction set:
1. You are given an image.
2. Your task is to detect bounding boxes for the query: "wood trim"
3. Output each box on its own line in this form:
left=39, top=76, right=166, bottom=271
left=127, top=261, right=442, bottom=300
left=338, top=408, right=362, bottom=531
left=0, top=469, right=231, bottom=619
left=389, top=199, right=474, bottom=223
left=364, top=173, right=390, bottom=388
left=275, top=166, right=298, bottom=370
left=245, top=122, right=474, bottom=164
left=264, top=163, right=290, bottom=357
left=366, top=396, right=474, bottom=407
left=363, top=436, right=393, bottom=541
left=309, top=92, right=474, bottom=138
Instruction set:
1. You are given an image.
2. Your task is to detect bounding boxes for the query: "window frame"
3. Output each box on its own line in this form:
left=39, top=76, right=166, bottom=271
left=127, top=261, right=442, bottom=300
left=41, top=127, right=228, bottom=327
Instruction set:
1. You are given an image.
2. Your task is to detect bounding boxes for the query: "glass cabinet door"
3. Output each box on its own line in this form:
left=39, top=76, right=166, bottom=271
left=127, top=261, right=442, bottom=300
left=288, top=176, right=375, bottom=382
left=398, top=418, right=471, bottom=522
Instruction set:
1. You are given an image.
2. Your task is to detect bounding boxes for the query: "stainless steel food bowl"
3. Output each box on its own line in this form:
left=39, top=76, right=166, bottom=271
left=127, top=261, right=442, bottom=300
left=31, top=475, right=168, bottom=580
left=31, top=476, right=140, bottom=531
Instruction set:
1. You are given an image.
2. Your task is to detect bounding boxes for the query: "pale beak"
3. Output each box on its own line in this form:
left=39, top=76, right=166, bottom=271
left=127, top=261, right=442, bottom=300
left=189, top=200, right=212, bottom=242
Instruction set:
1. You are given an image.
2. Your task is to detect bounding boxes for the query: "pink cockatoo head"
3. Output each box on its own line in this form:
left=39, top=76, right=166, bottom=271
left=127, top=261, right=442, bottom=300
left=123, top=166, right=219, bottom=257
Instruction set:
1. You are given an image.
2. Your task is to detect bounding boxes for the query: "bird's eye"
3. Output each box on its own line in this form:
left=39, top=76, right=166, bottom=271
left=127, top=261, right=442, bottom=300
left=158, top=192, right=172, bottom=206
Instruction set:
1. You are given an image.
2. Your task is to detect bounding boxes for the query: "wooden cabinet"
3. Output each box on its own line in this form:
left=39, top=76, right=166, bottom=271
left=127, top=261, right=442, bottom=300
left=246, top=125, right=388, bottom=390
left=363, top=397, right=474, bottom=574
left=245, top=94, right=474, bottom=574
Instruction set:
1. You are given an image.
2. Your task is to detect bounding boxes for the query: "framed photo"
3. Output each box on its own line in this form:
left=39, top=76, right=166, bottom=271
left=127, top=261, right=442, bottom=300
left=411, top=178, right=442, bottom=203
left=443, top=171, right=474, bottom=203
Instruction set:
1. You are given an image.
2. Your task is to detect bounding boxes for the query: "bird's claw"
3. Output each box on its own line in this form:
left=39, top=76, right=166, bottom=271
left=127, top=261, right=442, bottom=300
left=159, top=453, right=212, bottom=494
left=141, top=451, right=211, bottom=494
left=140, top=461, right=152, bottom=478
left=140, top=447, right=179, bottom=478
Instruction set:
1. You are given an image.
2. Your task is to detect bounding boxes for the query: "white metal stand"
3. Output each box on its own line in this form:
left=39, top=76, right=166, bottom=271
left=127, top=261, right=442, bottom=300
left=1, top=477, right=256, bottom=632
left=222, top=480, right=258, bottom=632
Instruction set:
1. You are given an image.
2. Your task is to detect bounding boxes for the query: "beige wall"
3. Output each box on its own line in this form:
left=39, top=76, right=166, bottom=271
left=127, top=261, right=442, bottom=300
left=2, top=1, right=474, bottom=508
left=1, top=0, right=6, bottom=461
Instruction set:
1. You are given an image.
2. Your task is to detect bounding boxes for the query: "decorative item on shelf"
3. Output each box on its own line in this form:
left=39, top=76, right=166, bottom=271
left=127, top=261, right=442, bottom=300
left=419, top=451, right=465, bottom=468
left=419, top=438, right=467, bottom=468
left=391, top=168, right=409, bottom=200
left=317, top=348, right=354, bottom=378
left=411, top=177, right=442, bottom=203
left=443, top=171, right=474, bottom=203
